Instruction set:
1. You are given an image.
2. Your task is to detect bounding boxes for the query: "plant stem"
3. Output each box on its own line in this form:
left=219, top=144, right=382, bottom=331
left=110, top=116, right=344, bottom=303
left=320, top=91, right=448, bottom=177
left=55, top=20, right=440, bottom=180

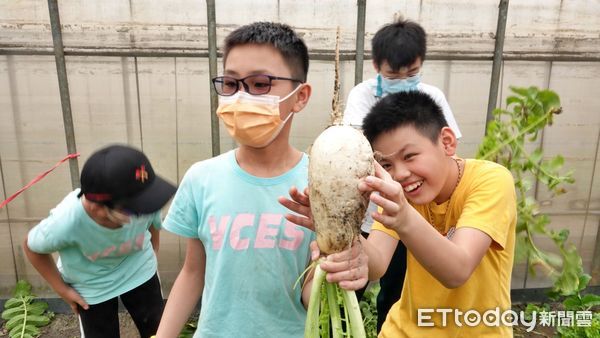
left=341, top=289, right=366, bottom=338
left=21, top=295, right=28, bottom=338
left=326, top=282, right=343, bottom=338
left=513, top=143, right=562, bottom=182
left=479, top=110, right=554, bottom=160
left=305, top=262, right=327, bottom=338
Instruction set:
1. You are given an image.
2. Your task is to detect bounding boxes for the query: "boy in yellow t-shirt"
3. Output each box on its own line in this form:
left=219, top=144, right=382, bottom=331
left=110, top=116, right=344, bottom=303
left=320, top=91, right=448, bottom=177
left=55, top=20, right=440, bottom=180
left=359, top=91, right=517, bottom=337
left=281, top=90, right=516, bottom=337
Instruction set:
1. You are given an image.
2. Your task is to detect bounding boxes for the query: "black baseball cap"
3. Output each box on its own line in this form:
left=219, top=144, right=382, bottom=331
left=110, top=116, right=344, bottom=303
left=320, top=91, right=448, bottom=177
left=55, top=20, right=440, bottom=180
left=78, top=144, right=177, bottom=214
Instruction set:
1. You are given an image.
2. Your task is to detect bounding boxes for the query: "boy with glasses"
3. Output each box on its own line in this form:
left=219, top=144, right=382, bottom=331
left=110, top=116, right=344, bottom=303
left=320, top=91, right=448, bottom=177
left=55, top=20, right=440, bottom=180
left=24, top=144, right=177, bottom=338
left=156, top=22, right=367, bottom=337
left=343, top=18, right=461, bottom=136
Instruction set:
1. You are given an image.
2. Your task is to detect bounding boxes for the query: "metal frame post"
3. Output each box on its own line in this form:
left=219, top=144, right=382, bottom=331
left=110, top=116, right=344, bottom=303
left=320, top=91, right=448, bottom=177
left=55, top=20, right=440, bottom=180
left=206, top=0, right=220, bottom=156
left=485, top=0, right=509, bottom=129
left=354, top=0, right=367, bottom=85
left=47, top=0, right=79, bottom=188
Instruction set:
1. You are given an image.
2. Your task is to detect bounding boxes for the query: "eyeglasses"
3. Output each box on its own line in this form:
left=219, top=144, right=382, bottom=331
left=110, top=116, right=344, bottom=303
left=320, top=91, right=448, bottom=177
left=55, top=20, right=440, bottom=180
left=212, top=74, right=303, bottom=96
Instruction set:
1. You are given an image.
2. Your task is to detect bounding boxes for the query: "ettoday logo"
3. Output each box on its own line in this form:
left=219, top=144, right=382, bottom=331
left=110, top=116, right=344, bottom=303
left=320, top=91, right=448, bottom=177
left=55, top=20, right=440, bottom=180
left=417, top=308, right=594, bottom=332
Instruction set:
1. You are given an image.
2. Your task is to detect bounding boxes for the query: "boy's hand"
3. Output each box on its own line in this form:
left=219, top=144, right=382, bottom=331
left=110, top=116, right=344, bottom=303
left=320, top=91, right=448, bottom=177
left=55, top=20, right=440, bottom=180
left=319, top=239, right=368, bottom=290
left=58, top=286, right=89, bottom=314
left=359, top=160, right=412, bottom=234
left=278, top=186, right=314, bottom=231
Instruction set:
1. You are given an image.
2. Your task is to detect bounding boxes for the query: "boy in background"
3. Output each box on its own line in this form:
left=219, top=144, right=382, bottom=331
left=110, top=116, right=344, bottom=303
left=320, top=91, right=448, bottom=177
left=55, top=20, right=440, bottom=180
left=343, top=18, right=460, bottom=135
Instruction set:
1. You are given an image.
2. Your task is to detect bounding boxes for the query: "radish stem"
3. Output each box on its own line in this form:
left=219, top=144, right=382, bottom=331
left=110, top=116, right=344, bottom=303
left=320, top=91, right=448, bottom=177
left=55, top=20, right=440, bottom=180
left=342, top=289, right=366, bottom=337
left=306, top=263, right=327, bottom=338
left=304, top=258, right=366, bottom=338
left=326, top=282, right=343, bottom=338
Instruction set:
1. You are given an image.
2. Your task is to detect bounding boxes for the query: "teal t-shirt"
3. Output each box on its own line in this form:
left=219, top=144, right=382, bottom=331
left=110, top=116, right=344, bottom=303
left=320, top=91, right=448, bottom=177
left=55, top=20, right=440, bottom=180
left=27, top=189, right=160, bottom=305
left=164, top=150, right=315, bottom=338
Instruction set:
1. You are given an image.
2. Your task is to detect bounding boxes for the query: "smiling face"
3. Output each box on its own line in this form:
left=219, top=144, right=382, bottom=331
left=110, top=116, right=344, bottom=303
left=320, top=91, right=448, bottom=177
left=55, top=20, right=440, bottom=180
left=372, top=124, right=458, bottom=205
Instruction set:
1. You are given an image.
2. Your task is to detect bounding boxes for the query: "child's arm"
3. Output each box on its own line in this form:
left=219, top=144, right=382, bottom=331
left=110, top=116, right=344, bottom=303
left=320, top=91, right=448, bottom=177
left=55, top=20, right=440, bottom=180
left=156, top=238, right=206, bottom=337
left=300, top=242, right=319, bottom=308
left=363, top=162, right=493, bottom=288
left=386, top=214, right=491, bottom=288
left=361, top=231, right=398, bottom=281
left=23, top=236, right=89, bottom=313
left=149, top=224, right=160, bottom=256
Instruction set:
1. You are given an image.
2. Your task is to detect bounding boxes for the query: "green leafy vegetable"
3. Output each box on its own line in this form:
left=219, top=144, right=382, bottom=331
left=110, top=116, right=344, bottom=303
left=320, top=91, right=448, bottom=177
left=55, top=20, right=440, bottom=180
left=1, top=280, right=53, bottom=338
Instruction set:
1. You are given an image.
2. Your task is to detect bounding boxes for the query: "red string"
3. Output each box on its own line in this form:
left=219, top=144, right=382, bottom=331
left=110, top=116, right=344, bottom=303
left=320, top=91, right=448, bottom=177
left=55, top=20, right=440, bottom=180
left=0, top=153, right=80, bottom=209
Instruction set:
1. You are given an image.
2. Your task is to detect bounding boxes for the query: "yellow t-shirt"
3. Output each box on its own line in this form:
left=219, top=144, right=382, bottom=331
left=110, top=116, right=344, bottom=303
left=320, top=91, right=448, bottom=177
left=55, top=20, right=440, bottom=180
left=373, top=159, right=517, bottom=338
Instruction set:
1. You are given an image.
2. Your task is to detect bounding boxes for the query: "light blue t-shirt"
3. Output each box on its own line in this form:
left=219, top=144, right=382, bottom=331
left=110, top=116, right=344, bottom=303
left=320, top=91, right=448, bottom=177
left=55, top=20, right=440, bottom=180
left=164, top=150, right=315, bottom=338
left=27, top=189, right=160, bottom=305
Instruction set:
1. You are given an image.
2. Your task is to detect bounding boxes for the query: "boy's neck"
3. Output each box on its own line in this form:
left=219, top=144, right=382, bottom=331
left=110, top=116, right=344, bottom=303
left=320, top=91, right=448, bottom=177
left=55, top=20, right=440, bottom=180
left=235, top=140, right=302, bottom=178
left=433, top=157, right=463, bottom=205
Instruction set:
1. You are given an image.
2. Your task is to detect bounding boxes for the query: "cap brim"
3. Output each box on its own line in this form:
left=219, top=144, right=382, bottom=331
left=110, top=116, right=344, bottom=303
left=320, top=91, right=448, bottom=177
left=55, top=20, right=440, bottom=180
left=121, top=176, right=177, bottom=214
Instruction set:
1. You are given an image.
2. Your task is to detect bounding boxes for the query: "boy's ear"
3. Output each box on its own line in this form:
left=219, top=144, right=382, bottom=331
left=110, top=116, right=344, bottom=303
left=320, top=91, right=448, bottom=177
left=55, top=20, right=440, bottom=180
left=439, top=127, right=458, bottom=156
left=291, top=83, right=312, bottom=113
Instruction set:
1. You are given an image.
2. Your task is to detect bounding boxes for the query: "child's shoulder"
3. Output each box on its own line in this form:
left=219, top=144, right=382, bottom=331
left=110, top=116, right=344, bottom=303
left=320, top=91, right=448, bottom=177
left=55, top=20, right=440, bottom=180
left=465, top=159, right=514, bottom=183
left=467, top=158, right=511, bottom=172
left=187, top=150, right=234, bottom=174
left=350, top=78, right=377, bottom=94
left=36, top=190, right=84, bottom=228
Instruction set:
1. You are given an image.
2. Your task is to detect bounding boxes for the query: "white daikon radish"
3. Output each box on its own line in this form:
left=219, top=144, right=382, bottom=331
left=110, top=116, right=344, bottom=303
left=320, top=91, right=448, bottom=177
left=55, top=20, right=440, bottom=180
left=302, top=27, right=372, bottom=338
left=308, top=125, right=374, bottom=254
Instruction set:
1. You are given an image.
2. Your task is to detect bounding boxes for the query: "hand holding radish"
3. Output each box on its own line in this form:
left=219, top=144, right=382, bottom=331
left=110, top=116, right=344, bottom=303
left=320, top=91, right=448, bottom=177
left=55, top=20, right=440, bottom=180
left=279, top=186, right=314, bottom=231
left=281, top=192, right=368, bottom=291
left=317, top=239, right=368, bottom=291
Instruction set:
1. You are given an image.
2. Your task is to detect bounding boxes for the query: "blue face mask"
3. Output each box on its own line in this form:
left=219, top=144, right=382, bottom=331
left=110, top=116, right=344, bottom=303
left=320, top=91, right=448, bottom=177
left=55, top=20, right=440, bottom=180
left=375, top=73, right=421, bottom=97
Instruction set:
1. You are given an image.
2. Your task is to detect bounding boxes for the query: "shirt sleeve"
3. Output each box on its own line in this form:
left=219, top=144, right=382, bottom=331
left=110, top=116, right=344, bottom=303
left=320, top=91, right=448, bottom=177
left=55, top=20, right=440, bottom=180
left=151, top=211, right=162, bottom=230
left=342, top=83, right=376, bottom=128
left=456, top=164, right=516, bottom=249
left=27, top=211, right=72, bottom=254
left=163, top=166, right=201, bottom=238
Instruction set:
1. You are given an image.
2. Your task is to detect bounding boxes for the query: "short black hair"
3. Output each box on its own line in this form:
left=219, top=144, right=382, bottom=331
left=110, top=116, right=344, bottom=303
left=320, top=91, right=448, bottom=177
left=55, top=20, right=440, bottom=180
left=362, top=91, right=448, bottom=144
left=371, top=19, right=426, bottom=71
left=223, top=22, right=309, bottom=82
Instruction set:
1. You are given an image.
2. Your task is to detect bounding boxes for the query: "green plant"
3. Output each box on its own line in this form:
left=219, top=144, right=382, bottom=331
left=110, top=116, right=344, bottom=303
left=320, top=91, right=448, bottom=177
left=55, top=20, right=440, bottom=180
left=359, top=282, right=379, bottom=338
left=477, top=86, right=600, bottom=337
left=555, top=274, right=600, bottom=338
left=1, top=280, right=53, bottom=338
left=178, top=319, right=198, bottom=338
left=477, top=86, right=577, bottom=295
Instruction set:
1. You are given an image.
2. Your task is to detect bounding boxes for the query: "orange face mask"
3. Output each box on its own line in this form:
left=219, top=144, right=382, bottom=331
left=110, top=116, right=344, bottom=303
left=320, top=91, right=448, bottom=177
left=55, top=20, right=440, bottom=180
left=216, top=86, right=301, bottom=148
